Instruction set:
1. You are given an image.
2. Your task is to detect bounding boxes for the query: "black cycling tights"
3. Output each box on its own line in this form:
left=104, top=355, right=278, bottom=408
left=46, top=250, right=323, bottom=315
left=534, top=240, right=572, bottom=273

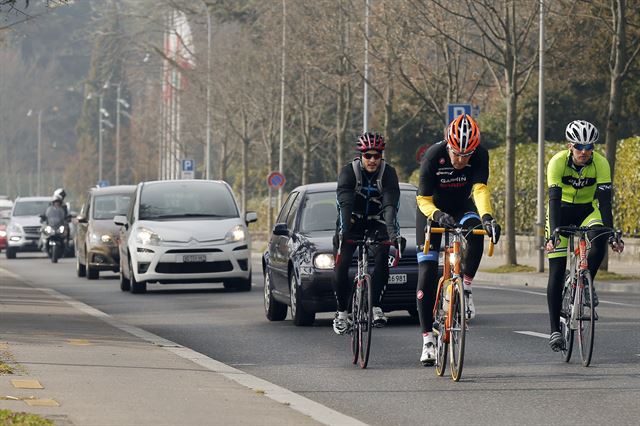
left=546, top=230, right=607, bottom=333
left=333, top=237, right=390, bottom=312
left=416, top=220, right=484, bottom=334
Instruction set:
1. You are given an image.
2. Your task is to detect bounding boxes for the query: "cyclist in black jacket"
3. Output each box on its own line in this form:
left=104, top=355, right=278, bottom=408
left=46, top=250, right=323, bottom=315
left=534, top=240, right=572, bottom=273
left=332, top=132, right=401, bottom=335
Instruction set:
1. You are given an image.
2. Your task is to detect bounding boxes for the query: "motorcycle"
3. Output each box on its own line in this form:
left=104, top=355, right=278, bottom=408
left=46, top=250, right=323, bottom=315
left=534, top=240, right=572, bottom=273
left=40, top=213, right=69, bottom=263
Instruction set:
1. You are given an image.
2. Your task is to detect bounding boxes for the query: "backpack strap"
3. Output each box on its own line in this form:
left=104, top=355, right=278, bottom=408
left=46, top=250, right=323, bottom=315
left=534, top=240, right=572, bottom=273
left=352, top=157, right=386, bottom=193
left=351, top=158, right=363, bottom=193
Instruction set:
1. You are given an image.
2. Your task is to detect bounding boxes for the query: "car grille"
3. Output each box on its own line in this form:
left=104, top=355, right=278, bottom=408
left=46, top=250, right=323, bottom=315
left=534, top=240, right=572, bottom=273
left=165, top=248, right=223, bottom=254
left=23, top=226, right=41, bottom=235
left=155, top=260, right=234, bottom=274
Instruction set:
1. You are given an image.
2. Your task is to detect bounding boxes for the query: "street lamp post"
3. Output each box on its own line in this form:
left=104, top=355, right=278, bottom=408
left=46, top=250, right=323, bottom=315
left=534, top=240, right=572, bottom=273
left=37, top=110, right=42, bottom=195
left=98, top=94, right=104, bottom=183
left=363, top=0, right=370, bottom=132
left=205, top=2, right=212, bottom=180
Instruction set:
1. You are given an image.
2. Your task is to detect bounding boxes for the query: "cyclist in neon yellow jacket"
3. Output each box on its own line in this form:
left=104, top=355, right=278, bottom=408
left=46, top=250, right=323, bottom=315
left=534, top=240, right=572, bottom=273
left=545, top=120, right=624, bottom=352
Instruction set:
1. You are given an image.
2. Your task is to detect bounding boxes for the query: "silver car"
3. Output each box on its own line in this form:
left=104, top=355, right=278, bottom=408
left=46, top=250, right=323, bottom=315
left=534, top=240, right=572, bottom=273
left=114, top=180, right=257, bottom=294
left=5, top=196, right=51, bottom=259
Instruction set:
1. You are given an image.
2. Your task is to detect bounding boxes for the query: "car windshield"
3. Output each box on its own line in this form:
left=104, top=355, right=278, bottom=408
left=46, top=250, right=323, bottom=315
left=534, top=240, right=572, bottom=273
left=139, top=182, right=239, bottom=220
left=93, top=194, right=132, bottom=220
left=13, top=200, right=49, bottom=216
left=299, top=188, right=417, bottom=233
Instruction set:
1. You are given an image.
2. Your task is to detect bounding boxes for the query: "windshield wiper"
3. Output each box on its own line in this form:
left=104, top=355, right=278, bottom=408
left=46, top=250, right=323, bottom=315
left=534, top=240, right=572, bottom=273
left=143, top=213, right=231, bottom=219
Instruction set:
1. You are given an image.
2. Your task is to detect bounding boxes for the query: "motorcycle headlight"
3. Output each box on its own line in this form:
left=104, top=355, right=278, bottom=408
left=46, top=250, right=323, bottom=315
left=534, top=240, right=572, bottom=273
left=101, top=234, right=113, bottom=243
left=135, top=227, right=161, bottom=246
left=44, top=225, right=54, bottom=235
left=225, top=225, right=246, bottom=243
left=57, top=225, right=66, bottom=234
left=313, top=253, right=335, bottom=270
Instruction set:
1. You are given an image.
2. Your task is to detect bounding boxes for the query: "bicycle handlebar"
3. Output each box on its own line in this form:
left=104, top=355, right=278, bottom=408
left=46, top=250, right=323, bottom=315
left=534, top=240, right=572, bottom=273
left=423, top=226, right=494, bottom=257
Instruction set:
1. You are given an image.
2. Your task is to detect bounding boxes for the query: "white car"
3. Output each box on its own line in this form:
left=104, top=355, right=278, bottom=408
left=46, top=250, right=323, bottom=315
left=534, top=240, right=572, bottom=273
left=5, top=196, right=51, bottom=259
left=114, top=180, right=257, bottom=294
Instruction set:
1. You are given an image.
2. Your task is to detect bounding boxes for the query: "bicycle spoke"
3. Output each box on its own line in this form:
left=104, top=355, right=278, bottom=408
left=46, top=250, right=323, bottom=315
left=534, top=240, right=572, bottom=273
left=434, top=281, right=448, bottom=377
left=560, top=277, right=574, bottom=362
left=350, top=286, right=359, bottom=365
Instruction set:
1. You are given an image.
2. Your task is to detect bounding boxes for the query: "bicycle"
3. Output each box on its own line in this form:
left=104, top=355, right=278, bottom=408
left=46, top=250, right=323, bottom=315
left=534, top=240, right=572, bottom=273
left=553, top=225, right=621, bottom=367
left=424, top=221, right=495, bottom=382
left=338, top=231, right=400, bottom=369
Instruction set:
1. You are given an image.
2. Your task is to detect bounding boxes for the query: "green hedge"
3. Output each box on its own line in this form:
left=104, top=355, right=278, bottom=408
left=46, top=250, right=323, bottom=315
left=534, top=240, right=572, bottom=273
left=409, top=138, right=640, bottom=236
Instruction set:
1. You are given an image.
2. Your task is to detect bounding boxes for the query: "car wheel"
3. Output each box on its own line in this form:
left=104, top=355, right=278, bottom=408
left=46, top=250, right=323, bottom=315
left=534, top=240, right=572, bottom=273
left=129, top=258, right=146, bottom=294
left=223, top=272, right=252, bottom=292
left=5, top=247, right=16, bottom=259
left=119, top=257, right=130, bottom=292
left=76, top=250, right=86, bottom=277
left=86, top=250, right=99, bottom=280
left=290, top=272, right=315, bottom=326
left=264, top=268, right=287, bottom=321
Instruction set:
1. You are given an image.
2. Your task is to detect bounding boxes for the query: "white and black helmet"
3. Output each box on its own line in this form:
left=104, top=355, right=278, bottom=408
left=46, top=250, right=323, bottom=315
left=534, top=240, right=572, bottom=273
left=565, top=120, right=599, bottom=144
left=53, top=188, right=66, bottom=202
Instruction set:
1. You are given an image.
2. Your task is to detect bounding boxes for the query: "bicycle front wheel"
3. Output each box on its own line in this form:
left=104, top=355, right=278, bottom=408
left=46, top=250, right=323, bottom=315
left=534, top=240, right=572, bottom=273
left=358, top=275, right=373, bottom=369
left=434, top=279, right=448, bottom=377
left=350, top=281, right=359, bottom=365
left=449, top=279, right=466, bottom=381
left=578, top=271, right=595, bottom=367
left=560, top=278, right=574, bottom=362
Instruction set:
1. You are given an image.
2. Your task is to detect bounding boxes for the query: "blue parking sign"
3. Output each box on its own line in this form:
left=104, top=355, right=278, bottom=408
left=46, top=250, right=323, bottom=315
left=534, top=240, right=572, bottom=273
left=447, top=104, right=472, bottom=123
left=181, top=159, right=194, bottom=172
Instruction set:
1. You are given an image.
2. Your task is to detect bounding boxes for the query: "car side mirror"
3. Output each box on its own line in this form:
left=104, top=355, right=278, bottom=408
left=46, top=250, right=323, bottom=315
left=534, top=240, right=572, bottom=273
left=113, top=215, right=128, bottom=228
left=272, top=223, right=289, bottom=236
left=39, top=214, right=46, bottom=222
left=76, top=214, right=88, bottom=224
left=245, top=211, right=258, bottom=225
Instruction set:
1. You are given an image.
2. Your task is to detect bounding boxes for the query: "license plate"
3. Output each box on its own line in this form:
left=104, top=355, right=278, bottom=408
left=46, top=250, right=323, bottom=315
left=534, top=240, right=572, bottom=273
left=183, top=255, right=206, bottom=263
left=388, top=274, right=407, bottom=284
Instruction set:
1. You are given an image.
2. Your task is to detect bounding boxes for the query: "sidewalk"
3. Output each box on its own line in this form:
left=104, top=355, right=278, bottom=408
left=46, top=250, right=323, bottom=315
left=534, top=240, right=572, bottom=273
left=0, top=268, right=357, bottom=426
left=475, top=253, right=640, bottom=293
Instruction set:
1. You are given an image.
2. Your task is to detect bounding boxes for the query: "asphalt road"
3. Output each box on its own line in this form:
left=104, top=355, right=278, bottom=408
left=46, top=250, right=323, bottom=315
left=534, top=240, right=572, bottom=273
left=2, top=253, right=640, bottom=425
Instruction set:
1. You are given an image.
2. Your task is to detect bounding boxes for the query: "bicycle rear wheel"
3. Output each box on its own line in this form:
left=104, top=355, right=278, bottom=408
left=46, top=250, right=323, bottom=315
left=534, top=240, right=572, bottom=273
left=449, top=279, right=466, bottom=381
left=434, top=280, right=448, bottom=377
left=560, top=279, right=574, bottom=362
left=578, top=271, right=595, bottom=367
left=350, top=281, right=359, bottom=365
left=358, top=275, right=373, bottom=369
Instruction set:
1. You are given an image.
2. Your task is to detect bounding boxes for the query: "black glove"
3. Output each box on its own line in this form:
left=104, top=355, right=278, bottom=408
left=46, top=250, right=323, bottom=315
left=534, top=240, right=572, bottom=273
left=433, top=210, right=456, bottom=227
left=482, top=214, right=501, bottom=243
left=392, top=235, right=406, bottom=252
left=609, top=234, right=624, bottom=253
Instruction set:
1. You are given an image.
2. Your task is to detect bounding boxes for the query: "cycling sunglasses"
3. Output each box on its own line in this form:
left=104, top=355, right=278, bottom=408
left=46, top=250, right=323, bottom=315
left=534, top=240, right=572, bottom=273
left=362, top=152, right=382, bottom=160
left=572, top=143, right=594, bottom=151
left=447, top=145, right=474, bottom=158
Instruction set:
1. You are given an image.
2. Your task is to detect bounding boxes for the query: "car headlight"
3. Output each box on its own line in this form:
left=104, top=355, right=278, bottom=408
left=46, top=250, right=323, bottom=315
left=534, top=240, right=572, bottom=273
left=313, top=253, right=335, bottom=270
left=225, top=225, right=246, bottom=243
left=0, top=230, right=6, bottom=238
left=8, top=223, right=22, bottom=235
left=135, top=227, right=162, bottom=246
left=101, top=234, right=113, bottom=243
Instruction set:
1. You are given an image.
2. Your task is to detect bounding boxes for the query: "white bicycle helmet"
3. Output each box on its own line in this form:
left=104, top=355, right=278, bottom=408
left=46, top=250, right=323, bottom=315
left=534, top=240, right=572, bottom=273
left=565, top=120, right=599, bottom=144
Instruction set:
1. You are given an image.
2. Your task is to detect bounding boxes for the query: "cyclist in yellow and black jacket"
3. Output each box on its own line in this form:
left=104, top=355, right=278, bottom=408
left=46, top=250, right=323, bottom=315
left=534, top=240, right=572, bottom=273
left=415, top=114, right=500, bottom=366
left=546, top=120, right=624, bottom=352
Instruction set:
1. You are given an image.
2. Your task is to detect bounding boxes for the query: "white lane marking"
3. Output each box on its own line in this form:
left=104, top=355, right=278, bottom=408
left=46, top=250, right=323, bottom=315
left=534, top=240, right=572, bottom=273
left=476, top=285, right=638, bottom=307
left=514, top=331, right=550, bottom=339
left=29, top=286, right=367, bottom=426
left=475, top=285, right=546, bottom=297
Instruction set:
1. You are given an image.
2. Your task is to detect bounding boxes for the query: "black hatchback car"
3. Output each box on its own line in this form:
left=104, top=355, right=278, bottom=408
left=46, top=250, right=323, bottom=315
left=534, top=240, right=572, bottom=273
left=263, top=182, right=421, bottom=326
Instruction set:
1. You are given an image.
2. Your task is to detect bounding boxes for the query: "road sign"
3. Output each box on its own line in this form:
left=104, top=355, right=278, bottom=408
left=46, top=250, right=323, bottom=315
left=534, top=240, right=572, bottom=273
left=447, top=104, right=472, bottom=123
left=416, top=143, right=431, bottom=164
left=181, top=159, right=195, bottom=179
left=267, top=171, right=286, bottom=189
left=97, top=180, right=109, bottom=188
